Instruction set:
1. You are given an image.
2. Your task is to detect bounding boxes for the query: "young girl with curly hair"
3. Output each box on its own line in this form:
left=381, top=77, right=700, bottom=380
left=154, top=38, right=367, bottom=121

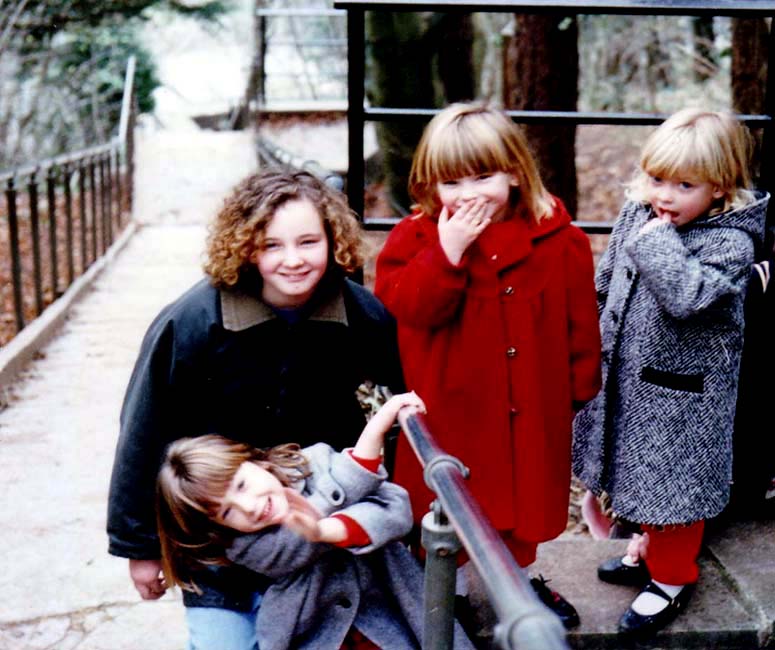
left=107, top=169, right=404, bottom=650
left=155, top=391, right=474, bottom=650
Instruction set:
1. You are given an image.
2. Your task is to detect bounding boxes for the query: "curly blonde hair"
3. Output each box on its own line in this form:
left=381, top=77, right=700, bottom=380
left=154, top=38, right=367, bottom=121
left=204, top=169, right=365, bottom=287
left=409, top=102, right=555, bottom=223
left=156, top=435, right=310, bottom=593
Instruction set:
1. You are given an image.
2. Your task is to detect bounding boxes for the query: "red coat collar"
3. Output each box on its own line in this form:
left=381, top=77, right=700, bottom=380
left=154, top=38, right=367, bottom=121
left=473, top=197, right=572, bottom=271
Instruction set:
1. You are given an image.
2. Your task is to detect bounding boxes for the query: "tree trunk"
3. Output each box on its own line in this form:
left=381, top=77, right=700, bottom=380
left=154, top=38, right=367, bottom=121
left=692, top=16, right=716, bottom=82
left=731, top=18, right=769, bottom=186
left=366, top=11, right=436, bottom=213
left=430, top=13, right=475, bottom=103
left=731, top=18, right=768, bottom=116
left=504, top=14, right=579, bottom=217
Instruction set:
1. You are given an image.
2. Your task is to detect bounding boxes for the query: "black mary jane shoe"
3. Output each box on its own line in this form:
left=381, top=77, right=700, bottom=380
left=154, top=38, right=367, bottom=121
left=530, top=575, right=580, bottom=629
left=618, top=581, right=695, bottom=639
left=597, top=556, right=650, bottom=586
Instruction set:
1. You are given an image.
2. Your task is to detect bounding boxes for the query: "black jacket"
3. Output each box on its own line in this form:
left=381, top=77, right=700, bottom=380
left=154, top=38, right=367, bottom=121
left=106, top=272, right=404, bottom=609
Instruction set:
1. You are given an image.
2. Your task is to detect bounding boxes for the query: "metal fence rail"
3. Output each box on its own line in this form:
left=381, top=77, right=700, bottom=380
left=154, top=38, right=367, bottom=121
left=254, top=6, right=348, bottom=106
left=0, top=57, right=136, bottom=341
left=257, top=134, right=345, bottom=190
left=334, top=0, right=775, bottom=232
left=398, top=408, right=569, bottom=650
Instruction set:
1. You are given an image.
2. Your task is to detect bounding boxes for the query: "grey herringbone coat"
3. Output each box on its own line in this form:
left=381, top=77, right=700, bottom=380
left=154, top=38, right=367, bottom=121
left=573, top=194, right=768, bottom=525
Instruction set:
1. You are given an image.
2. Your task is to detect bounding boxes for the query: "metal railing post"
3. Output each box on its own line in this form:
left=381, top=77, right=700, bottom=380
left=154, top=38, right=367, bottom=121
left=113, top=148, right=123, bottom=229
left=345, top=8, right=365, bottom=218
left=99, top=152, right=110, bottom=251
left=421, top=504, right=462, bottom=650
left=0, top=55, right=136, bottom=344
left=89, top=156, right=98, bottom=262
left=28, top=171, right=44, bottom=316
left=762, top=14, right=775, bottom=233
left=77, top=162, right=88, bottom=271
left=5, top=177, right=24, bottom=333
left=118, top=56, right=136, bottom=218
left=399, top=410, right=569, bottom=650
left=46, top=165, right=59, bottom=298
left=63, top=163, right=74, bottom=285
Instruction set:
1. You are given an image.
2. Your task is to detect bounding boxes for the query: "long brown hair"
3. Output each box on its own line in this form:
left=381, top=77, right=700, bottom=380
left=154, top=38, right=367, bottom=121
left=156, top=435, right=310, bottom=592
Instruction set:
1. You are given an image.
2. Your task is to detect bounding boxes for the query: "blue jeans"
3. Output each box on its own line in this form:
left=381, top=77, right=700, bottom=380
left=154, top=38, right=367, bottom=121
left=185, top=592, right=262, bottom=650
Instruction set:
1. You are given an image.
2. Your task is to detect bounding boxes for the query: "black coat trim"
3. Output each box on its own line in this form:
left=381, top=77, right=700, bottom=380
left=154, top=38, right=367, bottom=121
left=640, top=366, right=704, bottom=393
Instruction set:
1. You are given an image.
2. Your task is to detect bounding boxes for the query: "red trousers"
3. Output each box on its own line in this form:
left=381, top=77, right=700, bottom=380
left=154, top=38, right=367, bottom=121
left=642, top=520, right=705, bottom=585
left=340, top=629, right=380, bottom=650
left=501, top=532, right=539, bottom=568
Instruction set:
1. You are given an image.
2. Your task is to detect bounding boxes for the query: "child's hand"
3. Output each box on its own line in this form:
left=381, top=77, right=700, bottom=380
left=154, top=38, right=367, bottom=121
left=281, top=490, right=350, bottom=544
left=352, top=391, right=426, bottom=459
left=284, top=487, right=323, bottom=521
left=382, top=390, right=426, bottom=420
left=369, top=391, right=426, bottom=435
left=639, top=214, right=671, bottom=234
left=283, top=508, right=325, bottom=541
left=129, top=559, right=167, bottom=600
left=281, top=488, right=326, bottom=541
left=438, top=199, right=491, bottom=266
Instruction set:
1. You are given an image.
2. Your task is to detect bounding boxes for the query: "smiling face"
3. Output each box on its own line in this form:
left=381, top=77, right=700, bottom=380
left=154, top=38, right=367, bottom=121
left=253, top=198, right=329, bottom=309
left=646, top=174, right=724, bottom=227
left=436, top=171, right=517, bottom=223
left=214, top=461, right=290, bottom=533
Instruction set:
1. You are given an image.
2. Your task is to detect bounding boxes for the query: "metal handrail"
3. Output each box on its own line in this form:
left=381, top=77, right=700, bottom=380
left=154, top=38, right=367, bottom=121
left=363, top=107, right=774, bottom=127
left=256, top=134, right=345, bottom=190
left=118, top=56, right=137, bottom=149
left=0, top=143, right=115, bottom=186
left=256, top=8, right=346, bottom=16
left=398, top=409, right=569, bottom=650
left=0, top=56, right=136, bottom=340
left=334, top=0, right=775, bottom=15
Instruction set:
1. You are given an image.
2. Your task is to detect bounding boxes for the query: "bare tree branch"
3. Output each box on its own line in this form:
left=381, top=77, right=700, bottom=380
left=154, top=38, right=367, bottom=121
left=0, top=0, right=32, bottom=58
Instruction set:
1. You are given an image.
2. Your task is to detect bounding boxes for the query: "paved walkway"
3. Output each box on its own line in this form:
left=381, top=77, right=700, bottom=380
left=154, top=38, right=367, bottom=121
left=0, top=127, right=256, bottom=650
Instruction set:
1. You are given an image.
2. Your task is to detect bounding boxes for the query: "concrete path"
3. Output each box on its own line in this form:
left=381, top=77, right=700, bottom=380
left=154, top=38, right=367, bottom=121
left=0, top=127, right=256, bottom=650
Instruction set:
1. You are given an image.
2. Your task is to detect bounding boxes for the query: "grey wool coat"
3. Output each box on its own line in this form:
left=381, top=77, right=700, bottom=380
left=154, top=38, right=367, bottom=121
left=573, top=193, right=768, bottom=525
left=226, top=443, right=474, bottom=650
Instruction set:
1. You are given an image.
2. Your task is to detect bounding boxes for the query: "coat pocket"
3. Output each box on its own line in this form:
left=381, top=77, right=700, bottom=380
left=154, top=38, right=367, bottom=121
left=640, top=366, right=704, bottom=393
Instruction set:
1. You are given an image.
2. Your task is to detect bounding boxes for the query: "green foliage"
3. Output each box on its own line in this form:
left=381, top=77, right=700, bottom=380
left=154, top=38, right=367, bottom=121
left=0, top=0, right=228, bottom=168
left=54, top=24, right=160, bottom=123
left=9, top=1, right=230, bottom=45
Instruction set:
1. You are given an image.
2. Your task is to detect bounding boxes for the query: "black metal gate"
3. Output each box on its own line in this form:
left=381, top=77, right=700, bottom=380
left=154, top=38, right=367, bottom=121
left=334, top=0, right=775, bottom=235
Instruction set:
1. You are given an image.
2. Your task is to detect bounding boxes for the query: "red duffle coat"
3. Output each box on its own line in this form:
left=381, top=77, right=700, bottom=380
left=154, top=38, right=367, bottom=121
left=375, top=198, right=601, bottom=543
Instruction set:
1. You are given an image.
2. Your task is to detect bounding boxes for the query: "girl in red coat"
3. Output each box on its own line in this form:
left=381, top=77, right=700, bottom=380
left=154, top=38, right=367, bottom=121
left=375, top=102, right=602, bottom=628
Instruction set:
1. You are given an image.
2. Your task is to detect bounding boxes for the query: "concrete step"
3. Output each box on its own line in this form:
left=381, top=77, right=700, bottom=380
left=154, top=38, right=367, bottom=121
left=466, top=520, right=775, bottom=649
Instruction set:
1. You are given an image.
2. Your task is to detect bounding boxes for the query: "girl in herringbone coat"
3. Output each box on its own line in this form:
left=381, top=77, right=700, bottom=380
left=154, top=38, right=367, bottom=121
left=156, top=392, right=475, bottom=650
left=573, top=108, right=769, bottom=639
